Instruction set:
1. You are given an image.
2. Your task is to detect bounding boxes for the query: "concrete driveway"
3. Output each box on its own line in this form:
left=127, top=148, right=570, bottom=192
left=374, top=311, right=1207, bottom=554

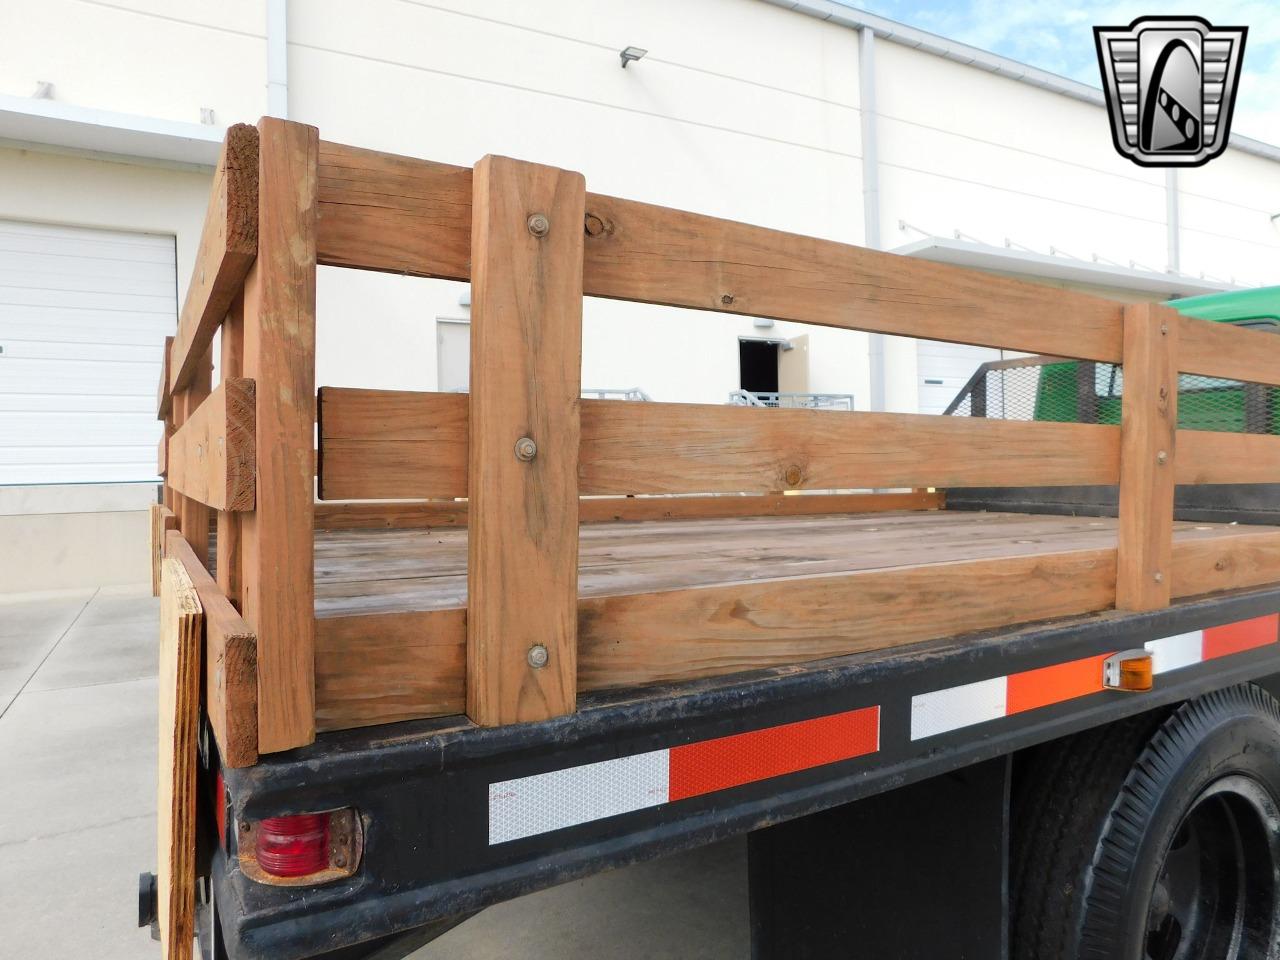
left=0, top=587, right=746, bottom=959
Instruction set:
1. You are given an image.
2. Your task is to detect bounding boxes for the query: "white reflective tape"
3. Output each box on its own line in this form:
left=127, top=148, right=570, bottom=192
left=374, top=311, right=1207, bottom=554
left=910, top=676, right=1007, bottom=741
left=1145, top=631, right=1204, bottom=675
left=488, top=749, right=670, bottom=845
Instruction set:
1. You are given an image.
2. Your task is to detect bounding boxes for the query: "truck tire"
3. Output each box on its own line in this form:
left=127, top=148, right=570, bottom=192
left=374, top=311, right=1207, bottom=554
left=1011, top=684, right=1280, bottom=960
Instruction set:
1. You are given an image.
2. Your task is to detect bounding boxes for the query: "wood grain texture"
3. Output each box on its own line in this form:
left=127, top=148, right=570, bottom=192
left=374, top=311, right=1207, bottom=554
left=170, top=124, right=259, bottom=395
left=466, top=155, right=585, bottom=726
left=172, top=350, right=212, bottom=569
left=316, top=389, right=1119, bottom=498
left=1177, top=430, right=1280, bottom=485
left=313, top=492, right=940, bottom=529
left=157, top=559, right=202, bottom=960
left=1173, top=530, right=1280, bottom=599
left=150, top=504, right=178, bottom=597
left=1116, top=303, right=1179, bottom=611
left=315, top=609, right=465, bottom=731
left=167, top=532, right=258, bottom=768
left=157, top=334, right=175, bottom=421
left=313, top=140, right=1123, bottom=360
left=240, top=117, right=318, bottom=754
left=218, top=294, right=246, bottom=604
left=1177, top=314, right=1280, bottom=386
left=166, top=378, right=256, bottom=511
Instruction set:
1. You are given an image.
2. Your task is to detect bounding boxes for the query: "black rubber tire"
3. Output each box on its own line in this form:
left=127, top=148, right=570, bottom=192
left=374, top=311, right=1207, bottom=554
left=1011, top=684, right=1280, bottom=960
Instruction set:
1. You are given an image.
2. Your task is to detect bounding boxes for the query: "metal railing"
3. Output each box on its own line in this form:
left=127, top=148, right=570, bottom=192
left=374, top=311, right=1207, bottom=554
left=728, top=390, right=855, bottom=410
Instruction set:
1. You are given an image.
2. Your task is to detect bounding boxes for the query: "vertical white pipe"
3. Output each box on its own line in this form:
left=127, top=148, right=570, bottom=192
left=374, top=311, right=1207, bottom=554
left=1165, top=169, right=1180, bottom=274
left=860, top=27, right=886, bottom=412
left=266, top=0, right=288, bottom=119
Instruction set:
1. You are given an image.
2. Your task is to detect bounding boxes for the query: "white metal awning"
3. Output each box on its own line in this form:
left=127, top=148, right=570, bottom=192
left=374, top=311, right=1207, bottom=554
left=893, top=236, right=1238, bottom=298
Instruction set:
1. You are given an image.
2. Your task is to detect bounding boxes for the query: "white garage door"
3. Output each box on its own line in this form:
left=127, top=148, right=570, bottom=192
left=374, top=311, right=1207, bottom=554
left=0, top=219, right=176, bottom=485
left=917, top=340, right=1002, bottom=416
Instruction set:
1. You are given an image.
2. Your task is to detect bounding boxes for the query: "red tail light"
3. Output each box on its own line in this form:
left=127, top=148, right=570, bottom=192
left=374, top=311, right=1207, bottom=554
left=255, top=813, right=331, bottom=878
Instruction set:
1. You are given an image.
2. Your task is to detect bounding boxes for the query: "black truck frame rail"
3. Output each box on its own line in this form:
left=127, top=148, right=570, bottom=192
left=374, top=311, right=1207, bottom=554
left=210, top=586, right=1280, bottom=960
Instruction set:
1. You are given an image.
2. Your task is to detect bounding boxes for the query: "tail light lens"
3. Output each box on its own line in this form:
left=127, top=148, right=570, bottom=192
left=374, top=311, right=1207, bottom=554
left=255, top=814, right=330, bottom=877
left=239, top=807, right=362, bottom=885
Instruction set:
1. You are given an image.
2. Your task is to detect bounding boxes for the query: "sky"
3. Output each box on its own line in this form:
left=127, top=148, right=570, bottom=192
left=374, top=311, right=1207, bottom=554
left=844, top=0, right=1280, bottom=145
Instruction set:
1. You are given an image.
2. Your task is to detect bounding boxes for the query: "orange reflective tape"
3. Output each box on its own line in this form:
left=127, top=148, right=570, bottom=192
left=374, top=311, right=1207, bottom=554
left=1006, top=654, right=1108, bottom=715
left=1203, top=614, right=1280, bottom=661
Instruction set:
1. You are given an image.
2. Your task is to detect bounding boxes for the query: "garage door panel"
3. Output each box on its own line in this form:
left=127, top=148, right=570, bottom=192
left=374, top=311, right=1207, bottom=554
left=0, top=411, right=161, bottom=446
left=0, top=219, right=175, bottom=484
left=0, top=358, right=160, bottom=396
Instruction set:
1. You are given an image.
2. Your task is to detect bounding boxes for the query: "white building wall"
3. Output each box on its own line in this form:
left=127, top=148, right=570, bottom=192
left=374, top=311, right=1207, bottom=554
left=0, top=0, right=1278, bottom=590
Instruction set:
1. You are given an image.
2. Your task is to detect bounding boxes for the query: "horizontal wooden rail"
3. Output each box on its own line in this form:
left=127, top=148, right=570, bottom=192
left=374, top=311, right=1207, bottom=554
left=167, top=378, right=256, bottom=511
left=315, top=140, right=1124, bottom=362
left=312, top=528, right=1280, bottom=731
left=166, top=531, right=258, bottom=768
left=1178, top=314, right=1280, bottom=386
left=317, top=388, right=1119, bottom=500
left=168, top=124, right=259, bottom=397
left=1178, top=430, right=1280, bottom=485
left=312, top=491, right=943, bottom=530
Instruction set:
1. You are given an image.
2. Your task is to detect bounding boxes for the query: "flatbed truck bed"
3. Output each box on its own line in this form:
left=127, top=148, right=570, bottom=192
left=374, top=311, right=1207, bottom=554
left=142, top=119, right=1280, bottom=960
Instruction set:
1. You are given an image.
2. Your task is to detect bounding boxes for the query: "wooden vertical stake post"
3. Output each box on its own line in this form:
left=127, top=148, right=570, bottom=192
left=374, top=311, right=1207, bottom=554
left=240, top=117, right=318, bottom=753
left=1116, top=303, right=1179, bottom=611
left=217, top=292, right=246, bottom=608
left=174, top=348, right=213, bottom=568
left=467, top=156, right=585, bottom=726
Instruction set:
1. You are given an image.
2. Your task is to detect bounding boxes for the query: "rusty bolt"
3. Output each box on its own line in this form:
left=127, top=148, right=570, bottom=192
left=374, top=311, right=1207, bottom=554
left=584, top=213, right=606, bottom=237
left=527, top=213, right=550, bottom=238
left=720, top=294, right=735, bottom=306
left=528, top=644, right=549, bottom=669
left=514, top=437, right=537, bottom=462
left=784, top=464, right=803, bottom=487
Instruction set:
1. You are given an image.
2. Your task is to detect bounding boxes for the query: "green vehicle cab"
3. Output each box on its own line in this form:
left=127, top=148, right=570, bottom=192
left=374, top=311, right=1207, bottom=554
left=1033, top=286, right=1280, bottom=431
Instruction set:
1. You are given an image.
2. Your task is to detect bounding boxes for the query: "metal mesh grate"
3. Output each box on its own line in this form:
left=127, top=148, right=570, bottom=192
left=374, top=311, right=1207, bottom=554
left=945, top=357, right=1280, bottom=434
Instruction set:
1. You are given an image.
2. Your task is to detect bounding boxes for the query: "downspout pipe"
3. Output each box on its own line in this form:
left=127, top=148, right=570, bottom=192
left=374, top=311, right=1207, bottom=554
left=266, top=0, right=288, bottom=119
left=860, top=26, right=886, bottom=412
left=1166, top=169, right=1180, bottom=274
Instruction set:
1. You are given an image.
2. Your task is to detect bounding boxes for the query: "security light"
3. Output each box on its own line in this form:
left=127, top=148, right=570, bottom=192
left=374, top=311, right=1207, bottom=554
left=619, top=46, right=647, bottom=69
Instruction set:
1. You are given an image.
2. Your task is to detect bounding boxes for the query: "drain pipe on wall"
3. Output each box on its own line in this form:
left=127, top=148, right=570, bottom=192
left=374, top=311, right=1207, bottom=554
left=266, top=0, right=288, bottom=118
left=1166, top=169, right=1180, bottom=275
left=860, top=26, right=887, bottom=413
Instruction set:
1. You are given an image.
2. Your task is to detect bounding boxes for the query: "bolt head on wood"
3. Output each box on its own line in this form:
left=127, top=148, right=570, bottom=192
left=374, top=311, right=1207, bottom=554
left=527, top=213, right=550, bottom=238
left=1153, top=571, right=1164, bottom=583
left=527, top=644, right=549, bottom=669
left=514, top=437, right=538, bottom=462
left=1156, top=450, right=1168, bottom=464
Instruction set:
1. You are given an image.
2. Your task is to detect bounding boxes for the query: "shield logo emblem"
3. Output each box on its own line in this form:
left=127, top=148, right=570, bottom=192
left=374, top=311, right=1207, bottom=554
left=1094, top=16, right=1247, bottom=167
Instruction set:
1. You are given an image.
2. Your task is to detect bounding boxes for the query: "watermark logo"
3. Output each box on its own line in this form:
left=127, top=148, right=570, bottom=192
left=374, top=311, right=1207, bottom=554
left=1094, top=16, right=1246, bottom=167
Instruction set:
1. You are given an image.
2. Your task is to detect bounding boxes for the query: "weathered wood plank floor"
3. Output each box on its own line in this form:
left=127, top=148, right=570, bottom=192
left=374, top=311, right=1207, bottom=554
left=314, top=510, right=1272, bottom=619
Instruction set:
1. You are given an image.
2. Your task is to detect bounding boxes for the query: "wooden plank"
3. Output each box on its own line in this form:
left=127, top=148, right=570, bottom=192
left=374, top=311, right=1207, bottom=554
left=312, top=492, right=941, bottom=530
left=157, top=559, right=202, bottom=960
left=167, top=378, right=256, bottom=512
left=150, top=504, right=178, bottom=597
left=313, top=546, right=1117, bottom=727
left=317, top=387, right=467, bottom=500
left=315, top=609, right=465, bottom=731
left=466, top=155, right=585, bottom=726
left=1177, top=430, right=1280, bottom=485
left=1172, top=529, right=1280, bottom=599
left=240, top=117, right=318, bottom=754
left=317, top=389, right=1119, bottom=499
left=172, top=350, right=212, bottom=569
left=314, top=140, right=1124, bottom=362
left=166, top=531, right=258, bottom=768
left=1177, top=314, right=1280, bottom=386
left=157, top=334, right=175, bottom=421
left=218, top=293, right=246, bottom=604
left=170, top=124, right=259, bottom=395
left=1116, top=303, right=1179, bottom=611
left=157, top=432, right=169, bottom=478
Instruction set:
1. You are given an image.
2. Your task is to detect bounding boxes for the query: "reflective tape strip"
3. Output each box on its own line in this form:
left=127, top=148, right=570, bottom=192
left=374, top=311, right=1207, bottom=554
left=488, top=706, right=880, bottom=844
left=911, top=614, right=1280, bottom=741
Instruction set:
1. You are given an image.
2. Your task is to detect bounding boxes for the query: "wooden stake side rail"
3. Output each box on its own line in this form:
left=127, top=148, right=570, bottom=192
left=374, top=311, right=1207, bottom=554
left=156, top=122, right=1280, bottom=759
